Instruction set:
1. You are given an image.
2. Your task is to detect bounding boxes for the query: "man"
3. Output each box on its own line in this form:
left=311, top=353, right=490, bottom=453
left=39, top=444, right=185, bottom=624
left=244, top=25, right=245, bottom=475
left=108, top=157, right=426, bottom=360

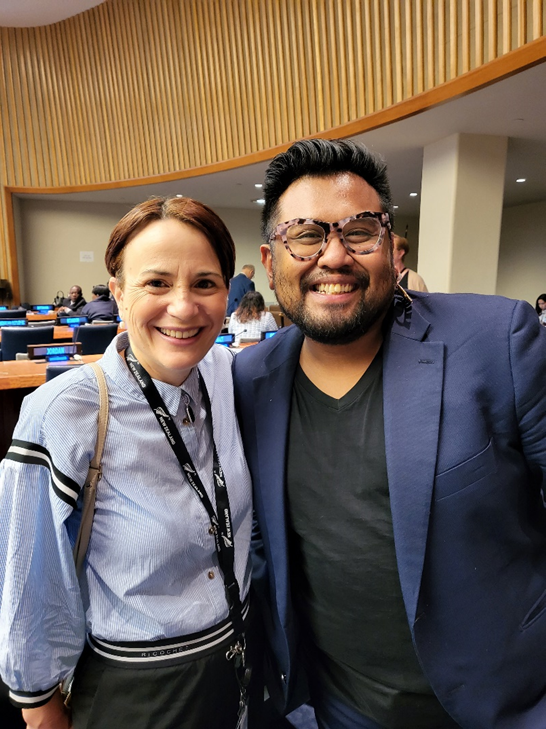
left=227, top=264, right=255, bottom=315
left=59, top=285, right=86, bottom=313
left=81, top=284, right=118, bottom=321
left=233, top=139, right=546, bottom=728
left=392, top=234, right=428, bottom=292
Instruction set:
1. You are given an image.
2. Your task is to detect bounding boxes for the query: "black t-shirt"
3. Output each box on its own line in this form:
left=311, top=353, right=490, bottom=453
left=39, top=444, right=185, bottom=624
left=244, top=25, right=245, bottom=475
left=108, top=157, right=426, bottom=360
left=286, top=352, right=456, bottom=729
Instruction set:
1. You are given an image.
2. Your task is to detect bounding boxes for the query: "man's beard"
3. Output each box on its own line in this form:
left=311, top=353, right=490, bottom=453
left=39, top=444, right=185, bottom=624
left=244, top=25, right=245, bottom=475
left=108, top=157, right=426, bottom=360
left=272, top=261, right=397, bottom=346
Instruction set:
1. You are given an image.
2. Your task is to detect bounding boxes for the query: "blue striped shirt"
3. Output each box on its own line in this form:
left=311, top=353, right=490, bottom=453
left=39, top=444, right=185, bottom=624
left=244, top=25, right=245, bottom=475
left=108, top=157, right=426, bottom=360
left=0, top=332, right=252, bottom=705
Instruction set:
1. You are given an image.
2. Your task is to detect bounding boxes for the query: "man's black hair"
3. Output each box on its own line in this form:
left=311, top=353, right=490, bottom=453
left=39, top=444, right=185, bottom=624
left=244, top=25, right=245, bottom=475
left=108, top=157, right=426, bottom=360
left=261, top=138, right=394, bottom=241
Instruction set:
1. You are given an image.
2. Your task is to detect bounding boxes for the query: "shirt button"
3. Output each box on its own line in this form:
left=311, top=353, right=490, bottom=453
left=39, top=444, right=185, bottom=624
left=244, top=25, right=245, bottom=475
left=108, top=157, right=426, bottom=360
left=208, top=571, right=215, bottom=579
left=208, top=526, right=216, bottom=535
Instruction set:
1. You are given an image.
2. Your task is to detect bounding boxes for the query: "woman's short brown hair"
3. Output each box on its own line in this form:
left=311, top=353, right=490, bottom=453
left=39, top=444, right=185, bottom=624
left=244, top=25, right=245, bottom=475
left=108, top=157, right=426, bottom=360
left=105, top=197, right=236, bottom=287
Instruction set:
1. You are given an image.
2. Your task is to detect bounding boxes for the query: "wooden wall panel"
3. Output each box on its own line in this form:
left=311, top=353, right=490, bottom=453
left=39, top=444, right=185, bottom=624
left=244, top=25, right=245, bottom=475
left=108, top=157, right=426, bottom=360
left=0, top=0, right=545, bottom=292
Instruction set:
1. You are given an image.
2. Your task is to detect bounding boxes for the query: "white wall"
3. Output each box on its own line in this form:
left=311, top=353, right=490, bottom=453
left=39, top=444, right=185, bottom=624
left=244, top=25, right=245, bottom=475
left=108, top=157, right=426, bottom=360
left=496, top=200, right=546, bottom=306
left=19, top=199, right=133, bottom=305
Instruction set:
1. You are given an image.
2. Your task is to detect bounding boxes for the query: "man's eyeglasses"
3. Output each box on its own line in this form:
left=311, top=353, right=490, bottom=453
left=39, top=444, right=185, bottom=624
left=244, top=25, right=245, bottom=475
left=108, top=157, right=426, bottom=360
left=269, top=211, right=391, bottom=261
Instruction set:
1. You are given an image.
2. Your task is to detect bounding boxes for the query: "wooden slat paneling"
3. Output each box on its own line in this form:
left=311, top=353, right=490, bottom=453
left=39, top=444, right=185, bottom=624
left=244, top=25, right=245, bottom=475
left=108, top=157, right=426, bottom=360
left=0, top=0, right=544, bottom=285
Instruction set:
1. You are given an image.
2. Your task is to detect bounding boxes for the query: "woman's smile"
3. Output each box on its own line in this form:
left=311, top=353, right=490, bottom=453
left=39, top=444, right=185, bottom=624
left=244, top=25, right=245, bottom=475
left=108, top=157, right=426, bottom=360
left=157, top=326, right=201, bottom=340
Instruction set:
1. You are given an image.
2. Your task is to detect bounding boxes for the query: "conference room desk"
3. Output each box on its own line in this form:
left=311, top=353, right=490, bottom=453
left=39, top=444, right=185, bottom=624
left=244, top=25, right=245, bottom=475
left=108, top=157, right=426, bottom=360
left=26, top=312, right=57, bottom=321
left=0, top=325, right=74, bottom=343
left=0, top=354, right=101, bottom=460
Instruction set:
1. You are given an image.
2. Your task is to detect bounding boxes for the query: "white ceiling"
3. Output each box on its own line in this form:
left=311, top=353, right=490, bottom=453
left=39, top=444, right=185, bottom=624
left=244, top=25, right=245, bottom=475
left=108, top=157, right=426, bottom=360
left=0, top=0, right=106, bottom=28
left=6, top=0, right=545, bottom=219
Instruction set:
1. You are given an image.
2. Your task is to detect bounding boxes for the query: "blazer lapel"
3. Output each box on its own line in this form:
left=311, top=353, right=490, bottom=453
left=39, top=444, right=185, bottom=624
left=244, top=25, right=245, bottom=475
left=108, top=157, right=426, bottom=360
left=252, top=328, right=303, bottom=623
left=383, top=300, right=445, bottom=628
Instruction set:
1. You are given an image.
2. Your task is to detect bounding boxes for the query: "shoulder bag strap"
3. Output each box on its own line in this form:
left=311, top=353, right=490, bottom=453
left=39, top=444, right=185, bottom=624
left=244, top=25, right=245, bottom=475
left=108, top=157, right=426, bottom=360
left=73, top=362, right=109, bottom=576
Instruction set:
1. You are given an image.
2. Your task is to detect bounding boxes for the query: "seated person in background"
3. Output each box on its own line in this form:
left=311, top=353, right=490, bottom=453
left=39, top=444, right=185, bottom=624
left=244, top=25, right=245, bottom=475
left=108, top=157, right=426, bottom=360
left=59, top=285, right=87, bottom=313
left=81, top=284, right=119, bottom=321
left=228, top=291, right=278, bottom=346
left=535, top=294, right=546, bottom=325
left=392, top=234, right=428, bottom=292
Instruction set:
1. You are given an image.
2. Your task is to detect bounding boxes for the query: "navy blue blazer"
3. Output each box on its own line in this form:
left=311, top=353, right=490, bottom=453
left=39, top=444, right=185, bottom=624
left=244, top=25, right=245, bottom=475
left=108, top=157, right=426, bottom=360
left=233, top=292, right=546, bottom=727
left=227, top=273, right=255, bottom=316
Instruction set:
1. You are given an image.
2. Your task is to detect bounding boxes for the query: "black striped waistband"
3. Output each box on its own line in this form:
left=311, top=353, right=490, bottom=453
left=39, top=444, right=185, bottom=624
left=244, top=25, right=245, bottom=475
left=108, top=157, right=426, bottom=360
left=87, top=596, right=250, bottom=668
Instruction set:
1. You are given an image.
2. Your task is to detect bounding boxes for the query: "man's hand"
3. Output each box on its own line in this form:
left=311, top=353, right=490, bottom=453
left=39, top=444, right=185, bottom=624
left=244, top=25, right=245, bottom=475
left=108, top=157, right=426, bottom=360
left=22, top=688, right=72, bottom=729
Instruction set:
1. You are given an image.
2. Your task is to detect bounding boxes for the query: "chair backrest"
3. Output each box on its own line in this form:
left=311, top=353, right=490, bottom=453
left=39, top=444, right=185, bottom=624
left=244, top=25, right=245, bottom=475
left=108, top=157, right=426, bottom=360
left=0, top=308, right=26, bottom=320
left=271, top=311, right=284, bottom=329
left=0, top=326, right=55, bottom=361
left=45, top=363, right=84, bottom=381
left=73, top=323, right=118, bottom=355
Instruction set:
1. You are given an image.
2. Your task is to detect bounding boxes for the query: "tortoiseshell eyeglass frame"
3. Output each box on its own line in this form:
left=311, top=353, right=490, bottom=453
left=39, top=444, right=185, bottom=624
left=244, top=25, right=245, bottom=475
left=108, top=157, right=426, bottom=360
left=269, top=211, right=392, bottom=261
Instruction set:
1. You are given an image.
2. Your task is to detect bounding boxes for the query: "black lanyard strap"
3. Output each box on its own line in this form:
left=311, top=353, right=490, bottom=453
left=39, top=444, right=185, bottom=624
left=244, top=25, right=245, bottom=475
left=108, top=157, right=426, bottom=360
left=124, top=346, right=245, bottom=643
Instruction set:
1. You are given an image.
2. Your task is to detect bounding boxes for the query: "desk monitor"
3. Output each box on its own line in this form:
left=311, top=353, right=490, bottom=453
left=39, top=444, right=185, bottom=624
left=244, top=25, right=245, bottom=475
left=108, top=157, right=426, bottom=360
left=27, top=342, right=82, bottom=361
left=263, top=330, right=278, bottom=340
left=0, top=318, right=28, bottom=328
left=0, top=306, right=7, bottom=310
left=31, top=305, right=54, bottom=313
left=215, top=332, right=234, bottom=347
left=57, top=315, right=88, bottom=327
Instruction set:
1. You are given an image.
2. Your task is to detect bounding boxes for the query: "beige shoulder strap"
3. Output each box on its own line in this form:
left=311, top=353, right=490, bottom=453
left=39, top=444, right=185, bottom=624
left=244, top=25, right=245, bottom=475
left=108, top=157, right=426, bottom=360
left=73, top=362, right=109, bottom=576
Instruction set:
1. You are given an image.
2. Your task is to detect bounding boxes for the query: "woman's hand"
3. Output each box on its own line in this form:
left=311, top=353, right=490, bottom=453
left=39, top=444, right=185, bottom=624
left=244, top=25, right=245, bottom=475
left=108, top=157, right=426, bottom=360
left=22, top=689, right=72, bottom=729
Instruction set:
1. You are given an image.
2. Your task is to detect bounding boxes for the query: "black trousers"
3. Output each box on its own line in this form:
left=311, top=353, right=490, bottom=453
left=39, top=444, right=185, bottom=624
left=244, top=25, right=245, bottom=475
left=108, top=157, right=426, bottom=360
left=71, top=599, right=267, bottom=729
left=71, top=641, right=244, bottom=729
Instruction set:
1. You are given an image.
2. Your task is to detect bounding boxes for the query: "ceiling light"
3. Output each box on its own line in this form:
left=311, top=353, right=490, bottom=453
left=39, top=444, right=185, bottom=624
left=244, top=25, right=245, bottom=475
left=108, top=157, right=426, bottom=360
left=254, top=183, right=263, bottom=188
left=252, top=198, right=265, bottom=205
left=516, top=178, right=526, bottom=183
left=393, top=205, right=399, bottom=209
left=409, top=192, right=418, bottom=197
left=176, top=194, right=183, bottom=198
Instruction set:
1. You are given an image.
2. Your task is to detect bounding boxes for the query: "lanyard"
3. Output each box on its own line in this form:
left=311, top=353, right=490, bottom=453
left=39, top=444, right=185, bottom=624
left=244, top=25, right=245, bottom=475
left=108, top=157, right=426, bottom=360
left=124, top=346, right=246, bottom=645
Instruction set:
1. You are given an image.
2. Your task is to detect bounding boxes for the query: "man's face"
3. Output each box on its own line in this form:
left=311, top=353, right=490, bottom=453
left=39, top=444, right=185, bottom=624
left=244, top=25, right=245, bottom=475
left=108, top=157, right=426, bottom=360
left=261, top=173, right=396, bottom=345
left=69, top=287, right=80, bottom=301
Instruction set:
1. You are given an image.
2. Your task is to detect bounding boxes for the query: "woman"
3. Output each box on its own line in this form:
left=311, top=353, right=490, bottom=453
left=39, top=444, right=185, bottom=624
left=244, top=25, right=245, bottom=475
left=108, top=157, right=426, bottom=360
left=228, top=291, right=278, bottom=345
left=535, top=293, right=546, bottom=325
left=0, top=197, right=253, bottom=729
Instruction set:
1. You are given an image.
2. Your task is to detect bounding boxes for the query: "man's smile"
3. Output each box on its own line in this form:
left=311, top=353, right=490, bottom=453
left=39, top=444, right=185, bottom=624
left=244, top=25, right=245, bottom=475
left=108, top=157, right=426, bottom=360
left=313, top=282, right=357, bottom=295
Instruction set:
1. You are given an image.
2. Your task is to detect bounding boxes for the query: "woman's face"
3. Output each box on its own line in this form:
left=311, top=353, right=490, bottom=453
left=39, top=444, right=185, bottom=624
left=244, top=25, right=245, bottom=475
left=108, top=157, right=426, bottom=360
left=110, top=218, right=228, bottom=386
left=538, top=299, right=546, bottom=311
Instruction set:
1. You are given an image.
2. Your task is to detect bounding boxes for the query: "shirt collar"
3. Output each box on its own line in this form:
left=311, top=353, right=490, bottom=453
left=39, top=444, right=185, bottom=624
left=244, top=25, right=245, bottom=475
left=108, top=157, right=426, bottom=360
left=102, top=331, right=200, bottom=415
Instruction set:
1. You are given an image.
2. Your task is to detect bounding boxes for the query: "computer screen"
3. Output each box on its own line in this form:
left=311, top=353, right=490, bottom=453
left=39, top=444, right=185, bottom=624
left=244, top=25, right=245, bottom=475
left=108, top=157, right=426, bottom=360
left=263, top=330, right=278, bottom=339
left=57, top=316, right=88, bottom=327
left=215, top=333, right=235, bottom=347
left=0, top=318, right=28, bottom=328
